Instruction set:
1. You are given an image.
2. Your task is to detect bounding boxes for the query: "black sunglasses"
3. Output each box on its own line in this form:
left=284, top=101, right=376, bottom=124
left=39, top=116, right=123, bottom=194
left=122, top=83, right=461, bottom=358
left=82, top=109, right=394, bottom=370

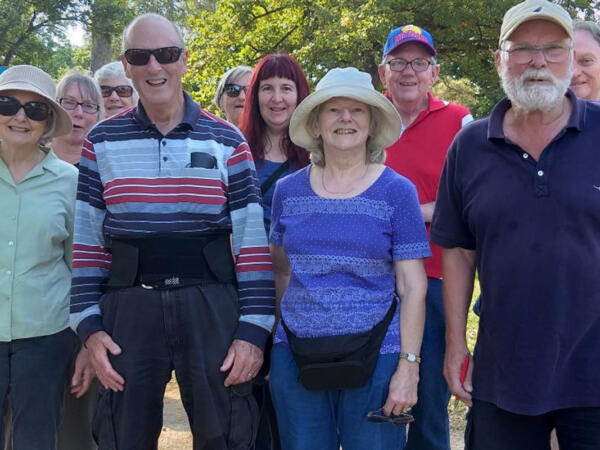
left=123, top=46, right=183, bottom=66
left=100, top=85, right=134, bottom=98
left=0, top=95, right=51, bottom=121
left=224, top=83, right=248, bottom=98
left=366, top=408, right=414, bottom=426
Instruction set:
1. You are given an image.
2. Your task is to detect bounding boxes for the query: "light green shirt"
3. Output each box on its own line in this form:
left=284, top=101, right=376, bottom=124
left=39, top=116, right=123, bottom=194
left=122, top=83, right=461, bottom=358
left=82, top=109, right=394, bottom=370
left=0, top=150, right=77, bottom=341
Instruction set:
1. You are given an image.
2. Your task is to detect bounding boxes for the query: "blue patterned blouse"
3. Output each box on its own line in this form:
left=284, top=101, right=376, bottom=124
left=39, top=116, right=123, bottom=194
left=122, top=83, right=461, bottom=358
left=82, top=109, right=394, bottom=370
left=270, top=165, right=431, bottom=354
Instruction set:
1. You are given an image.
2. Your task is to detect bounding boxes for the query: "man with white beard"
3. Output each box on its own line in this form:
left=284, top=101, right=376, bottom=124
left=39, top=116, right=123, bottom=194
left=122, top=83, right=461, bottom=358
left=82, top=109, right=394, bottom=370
left=431, top=1, right=600, bottom=449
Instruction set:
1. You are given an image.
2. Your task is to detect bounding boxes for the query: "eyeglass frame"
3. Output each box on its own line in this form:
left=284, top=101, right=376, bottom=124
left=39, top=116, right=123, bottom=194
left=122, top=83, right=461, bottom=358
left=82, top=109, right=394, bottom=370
left=499, top=43, right=573, bottom=65
left=100, top=85, right=134, bottom=98
left=366, top=408, right=414, bottom=426
left=0, top=95, right=52, bottom=121
left=58, top=97, right=100, bottom=115
left=223, top=83, right=248, bottom=98
left=123, top=46, right=184, bottom=66
left=385, top=57, right=436, bottom=73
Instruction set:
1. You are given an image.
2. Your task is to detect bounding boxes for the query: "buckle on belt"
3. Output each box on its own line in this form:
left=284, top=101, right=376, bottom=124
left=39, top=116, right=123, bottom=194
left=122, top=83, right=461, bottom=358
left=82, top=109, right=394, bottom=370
left=141, top=276, right=180, bottom=290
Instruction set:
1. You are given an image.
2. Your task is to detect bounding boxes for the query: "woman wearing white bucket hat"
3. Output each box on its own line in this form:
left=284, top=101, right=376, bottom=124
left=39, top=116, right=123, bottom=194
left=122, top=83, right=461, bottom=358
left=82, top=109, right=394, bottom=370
left=269, top=67, right=430, bottom=449
left=0, top=65, right=78, bottom=449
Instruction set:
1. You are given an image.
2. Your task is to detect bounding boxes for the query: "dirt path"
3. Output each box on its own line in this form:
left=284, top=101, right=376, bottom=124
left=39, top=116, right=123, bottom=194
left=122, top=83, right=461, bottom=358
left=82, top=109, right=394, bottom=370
left=160, top=378, right=467, bottom=449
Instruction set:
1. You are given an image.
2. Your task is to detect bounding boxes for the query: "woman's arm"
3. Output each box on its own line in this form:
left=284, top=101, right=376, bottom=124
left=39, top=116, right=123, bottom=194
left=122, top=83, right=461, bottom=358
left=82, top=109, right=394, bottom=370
left=383, top=258, right=427, bottom=416
left=270, top=244, right=291, bottom=327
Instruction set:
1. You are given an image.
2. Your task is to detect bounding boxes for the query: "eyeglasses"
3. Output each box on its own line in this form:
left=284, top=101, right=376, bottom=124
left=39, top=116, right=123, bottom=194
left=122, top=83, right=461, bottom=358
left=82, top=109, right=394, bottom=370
left=123, top=47, right=183, bottom=66
left=0, top=95, right=51, bottom=121
left=100, top=85, right=134, bottom=98
left=501, top=44, right=572, bottom=64
left=59, top=98, right=100, bottom=115
left=224, top=83, right=248, bottom=98
left=366, top=408, right=414, bottom=426
left=387, top=58, right=433, bottom=72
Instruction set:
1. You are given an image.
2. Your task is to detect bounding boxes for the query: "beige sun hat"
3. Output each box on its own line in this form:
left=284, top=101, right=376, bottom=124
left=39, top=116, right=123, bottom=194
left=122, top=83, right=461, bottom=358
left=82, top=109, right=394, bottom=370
left=289, top=67, right=401, bottom=152
left=0, top=65, right=72, bottom=137
left=499, top=0, right=573, bottom=46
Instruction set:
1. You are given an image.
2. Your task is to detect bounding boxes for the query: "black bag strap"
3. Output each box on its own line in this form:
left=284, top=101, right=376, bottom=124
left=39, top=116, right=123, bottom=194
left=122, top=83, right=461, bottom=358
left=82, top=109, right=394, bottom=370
left=260, top=161, right=290, bottom=195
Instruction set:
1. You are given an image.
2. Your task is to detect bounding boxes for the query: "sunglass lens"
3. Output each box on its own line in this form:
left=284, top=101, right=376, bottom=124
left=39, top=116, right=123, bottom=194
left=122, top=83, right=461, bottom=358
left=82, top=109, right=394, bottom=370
left=0, top=96, right=20, bottom=116
left=115, top=86, right=134, bottom=97
left=124, top=49, right=151, bottom=65
left=101, top=86, right=113, bottom=97
left=23, top=102, right=50, bottom=121
left=225, top=84, right=242, bottom=97
left=154, top=47, right=182, bottom=64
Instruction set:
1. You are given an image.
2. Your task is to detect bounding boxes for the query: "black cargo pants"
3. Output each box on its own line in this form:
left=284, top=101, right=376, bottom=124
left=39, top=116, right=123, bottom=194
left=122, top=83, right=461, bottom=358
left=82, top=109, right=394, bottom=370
left=93, top=283, right=258, bottom=450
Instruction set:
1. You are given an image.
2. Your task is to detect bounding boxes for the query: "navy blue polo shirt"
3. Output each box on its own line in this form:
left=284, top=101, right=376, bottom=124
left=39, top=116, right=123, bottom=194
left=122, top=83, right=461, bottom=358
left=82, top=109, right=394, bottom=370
left=431, top=91, right=600, bottom=415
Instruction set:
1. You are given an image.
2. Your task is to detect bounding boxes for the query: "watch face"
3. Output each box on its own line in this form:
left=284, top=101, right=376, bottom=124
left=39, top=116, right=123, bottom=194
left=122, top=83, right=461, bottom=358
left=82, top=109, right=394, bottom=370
left=407, top=353, right=416, bottom=362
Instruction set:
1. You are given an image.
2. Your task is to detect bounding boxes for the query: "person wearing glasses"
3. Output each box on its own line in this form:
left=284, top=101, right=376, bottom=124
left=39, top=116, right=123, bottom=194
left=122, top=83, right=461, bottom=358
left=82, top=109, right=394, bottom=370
left=70, top=13, right=274, bottom=449
left=377, top=25, right=472, bottom=450
left=433, top=1, right=600, bottom=448
left=214, top=65, right=252, bottom=126
left=94, top=61, right=138, bottom=117
left=269, top=67, right=429, bottom=449
left=571, top=20, right=600, bottom=100
left=0, top=65, right=76, bottom=449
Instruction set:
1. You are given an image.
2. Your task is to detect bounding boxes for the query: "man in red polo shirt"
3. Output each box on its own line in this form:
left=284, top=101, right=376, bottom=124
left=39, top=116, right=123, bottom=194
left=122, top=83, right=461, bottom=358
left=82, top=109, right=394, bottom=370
left=378, top=25, right=472, bottom=450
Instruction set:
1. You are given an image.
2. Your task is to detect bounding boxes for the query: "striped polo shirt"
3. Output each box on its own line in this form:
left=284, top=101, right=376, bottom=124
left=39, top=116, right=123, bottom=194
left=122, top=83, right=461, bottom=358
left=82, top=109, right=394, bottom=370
left=70, top=92, right=275, bottom=348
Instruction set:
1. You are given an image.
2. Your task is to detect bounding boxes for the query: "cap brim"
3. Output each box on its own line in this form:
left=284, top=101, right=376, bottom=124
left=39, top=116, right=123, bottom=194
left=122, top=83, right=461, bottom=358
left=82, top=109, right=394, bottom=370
left=290, top=85, right=401, bottom=152
left=0, top=83, right=72, bottom=138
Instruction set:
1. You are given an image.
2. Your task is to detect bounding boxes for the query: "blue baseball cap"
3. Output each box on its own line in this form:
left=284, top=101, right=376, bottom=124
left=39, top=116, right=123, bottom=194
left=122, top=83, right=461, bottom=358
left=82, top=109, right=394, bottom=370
left=382, top=25, right=436, bottom=58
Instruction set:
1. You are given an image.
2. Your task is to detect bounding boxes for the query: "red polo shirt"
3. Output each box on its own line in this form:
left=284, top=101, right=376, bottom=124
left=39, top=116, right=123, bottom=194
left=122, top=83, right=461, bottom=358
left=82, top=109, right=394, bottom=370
left=385, top=92, right=471, bottom=279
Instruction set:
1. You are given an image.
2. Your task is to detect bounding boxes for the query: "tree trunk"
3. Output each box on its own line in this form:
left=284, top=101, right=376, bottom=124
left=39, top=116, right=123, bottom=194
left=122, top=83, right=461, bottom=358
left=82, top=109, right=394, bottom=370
left=90, top=28, right=112, bottom=73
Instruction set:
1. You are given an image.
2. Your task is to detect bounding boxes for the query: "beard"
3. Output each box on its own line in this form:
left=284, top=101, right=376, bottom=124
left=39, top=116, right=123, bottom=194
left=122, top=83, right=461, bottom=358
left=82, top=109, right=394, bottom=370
left=500, top=64, right=573, bottom=112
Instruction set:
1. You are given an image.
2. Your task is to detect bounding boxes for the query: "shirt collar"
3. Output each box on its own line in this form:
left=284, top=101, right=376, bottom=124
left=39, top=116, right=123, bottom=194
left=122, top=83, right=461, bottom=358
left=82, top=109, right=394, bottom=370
left=488, top=89, right=584, bottom=141
left=133, top=91, right=199, bottom=132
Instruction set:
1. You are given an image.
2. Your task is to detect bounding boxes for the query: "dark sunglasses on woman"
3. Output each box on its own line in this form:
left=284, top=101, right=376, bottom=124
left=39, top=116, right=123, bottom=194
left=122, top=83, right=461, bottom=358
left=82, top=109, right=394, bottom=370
left=0, top=95, right=51, bottom=121
left=224, top=83, right=248, bottom=98
left=100, top=85, right=134, bottom=98
left=123, top=46, right=183, bottom=66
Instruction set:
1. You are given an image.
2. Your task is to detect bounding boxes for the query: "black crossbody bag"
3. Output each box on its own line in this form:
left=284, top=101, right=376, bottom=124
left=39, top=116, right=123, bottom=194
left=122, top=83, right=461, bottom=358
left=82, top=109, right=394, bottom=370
left=281, top=296, right=397, bottom=390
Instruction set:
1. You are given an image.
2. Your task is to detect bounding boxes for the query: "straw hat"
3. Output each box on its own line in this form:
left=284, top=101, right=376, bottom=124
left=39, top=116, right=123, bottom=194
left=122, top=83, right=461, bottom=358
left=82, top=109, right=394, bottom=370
left=289, top=67, right=401, bottom=152
left=0, top=65, right=72, bottom=137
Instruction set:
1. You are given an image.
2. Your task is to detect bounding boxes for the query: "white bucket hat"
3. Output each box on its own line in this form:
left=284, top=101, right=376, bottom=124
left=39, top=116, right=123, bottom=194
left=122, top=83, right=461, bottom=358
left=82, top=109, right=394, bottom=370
left=0, top=65, right=72, bottom=137
left=289, top=67, right=401, bottom=152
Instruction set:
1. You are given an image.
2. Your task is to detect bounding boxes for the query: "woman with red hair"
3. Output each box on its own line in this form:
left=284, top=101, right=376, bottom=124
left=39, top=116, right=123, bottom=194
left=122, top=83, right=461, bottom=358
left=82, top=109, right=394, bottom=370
left=239, top=52, right=310, bottom=232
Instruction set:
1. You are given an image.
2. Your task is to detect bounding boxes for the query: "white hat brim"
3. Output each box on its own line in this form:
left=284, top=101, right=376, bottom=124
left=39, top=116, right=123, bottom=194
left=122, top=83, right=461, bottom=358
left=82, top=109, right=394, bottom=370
left=290, top=85, right=401, bottom=152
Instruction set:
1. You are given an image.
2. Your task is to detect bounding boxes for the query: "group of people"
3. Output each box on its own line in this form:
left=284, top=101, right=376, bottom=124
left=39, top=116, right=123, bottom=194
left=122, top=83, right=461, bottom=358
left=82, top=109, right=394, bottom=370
left=0, top=0, right=598, bottom=449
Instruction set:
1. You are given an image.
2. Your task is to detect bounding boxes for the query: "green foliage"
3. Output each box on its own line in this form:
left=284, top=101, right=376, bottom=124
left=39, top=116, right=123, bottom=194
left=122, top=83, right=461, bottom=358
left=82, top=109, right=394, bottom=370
left=185, top=0, right=599, bottom=117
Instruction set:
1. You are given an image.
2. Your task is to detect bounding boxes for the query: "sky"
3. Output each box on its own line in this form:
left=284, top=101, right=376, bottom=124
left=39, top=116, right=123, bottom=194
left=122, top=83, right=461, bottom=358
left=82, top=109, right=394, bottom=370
left=66, top=23, right=86, bottom=47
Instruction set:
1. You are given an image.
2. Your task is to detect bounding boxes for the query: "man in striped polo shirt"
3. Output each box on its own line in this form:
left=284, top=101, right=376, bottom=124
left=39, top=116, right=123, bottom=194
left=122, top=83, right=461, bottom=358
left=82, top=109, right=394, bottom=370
left=70, top=13, right=274, bottom=449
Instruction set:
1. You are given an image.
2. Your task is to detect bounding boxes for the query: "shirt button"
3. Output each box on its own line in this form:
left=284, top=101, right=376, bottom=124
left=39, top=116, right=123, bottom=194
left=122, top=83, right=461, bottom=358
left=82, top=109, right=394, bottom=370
left=537, top=170, right=544, bottom=176
left=522, top=153, right=529, bottom=159
left=8, top=241, right=14, bottom=246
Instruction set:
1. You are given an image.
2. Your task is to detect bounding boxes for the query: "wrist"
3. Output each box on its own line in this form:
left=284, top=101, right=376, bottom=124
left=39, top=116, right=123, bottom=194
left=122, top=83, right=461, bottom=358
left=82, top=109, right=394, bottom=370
left=399, top=352, right=421, bottom=363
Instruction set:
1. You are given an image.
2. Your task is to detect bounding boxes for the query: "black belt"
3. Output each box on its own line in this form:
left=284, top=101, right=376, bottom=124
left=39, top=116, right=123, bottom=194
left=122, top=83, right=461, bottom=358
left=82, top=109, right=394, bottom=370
left=105, top=234, right=236, bottom=290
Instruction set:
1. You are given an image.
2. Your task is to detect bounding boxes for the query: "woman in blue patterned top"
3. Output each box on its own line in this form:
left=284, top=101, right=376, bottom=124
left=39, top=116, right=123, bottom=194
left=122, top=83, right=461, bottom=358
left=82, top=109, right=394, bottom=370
left=269, top=67, right=430, bottom=449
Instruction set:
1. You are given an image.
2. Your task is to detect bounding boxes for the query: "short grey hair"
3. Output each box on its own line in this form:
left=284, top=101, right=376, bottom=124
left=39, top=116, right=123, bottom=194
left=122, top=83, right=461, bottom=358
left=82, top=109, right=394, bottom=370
left=122, top=13, right=185, bottom=53
left=305, top=104, right=385, bottom=167
left=214, top=65, right=252, bottom=112
left=56, top=72, right=104, bottom=120
left=574, top=20, right=600, bottom=47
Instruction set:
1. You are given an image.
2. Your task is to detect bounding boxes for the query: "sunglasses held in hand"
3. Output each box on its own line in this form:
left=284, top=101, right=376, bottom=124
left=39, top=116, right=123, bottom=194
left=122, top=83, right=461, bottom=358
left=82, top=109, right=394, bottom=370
left=101, top=85, right=134, bottom=98
left=0, top=95, right=51, bottom=121
left=224, top=83, right=248, bottom=98
left=123, top=46, right=183, bottom=66
left=366, top=408, right=414, bottom=426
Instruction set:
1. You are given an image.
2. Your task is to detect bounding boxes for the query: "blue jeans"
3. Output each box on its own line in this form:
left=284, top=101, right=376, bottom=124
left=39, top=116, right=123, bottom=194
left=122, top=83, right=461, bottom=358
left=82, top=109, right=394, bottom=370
left=0, top=328, right=74, bottom=450
left=405, top=278, right=451, bottom=450
left=270, top=343, right=405, bottom=450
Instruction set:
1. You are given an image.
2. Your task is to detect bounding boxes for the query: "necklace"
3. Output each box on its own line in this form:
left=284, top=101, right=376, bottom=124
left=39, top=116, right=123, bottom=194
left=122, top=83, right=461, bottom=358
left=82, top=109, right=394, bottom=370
left=321, top=164, right=370, bottom=195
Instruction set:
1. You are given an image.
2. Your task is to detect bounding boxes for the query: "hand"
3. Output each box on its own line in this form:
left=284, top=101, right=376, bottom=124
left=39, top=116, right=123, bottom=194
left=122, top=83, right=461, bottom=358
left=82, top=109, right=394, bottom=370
left=383, top=359, right=419, bottom=416
left=70, top=347, right=96, bottom=398
left=219, top=339, right=263, bottom=387
left=444, top=344, right=473, bottom=406
left=85, top=331, right=125, bottom=392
